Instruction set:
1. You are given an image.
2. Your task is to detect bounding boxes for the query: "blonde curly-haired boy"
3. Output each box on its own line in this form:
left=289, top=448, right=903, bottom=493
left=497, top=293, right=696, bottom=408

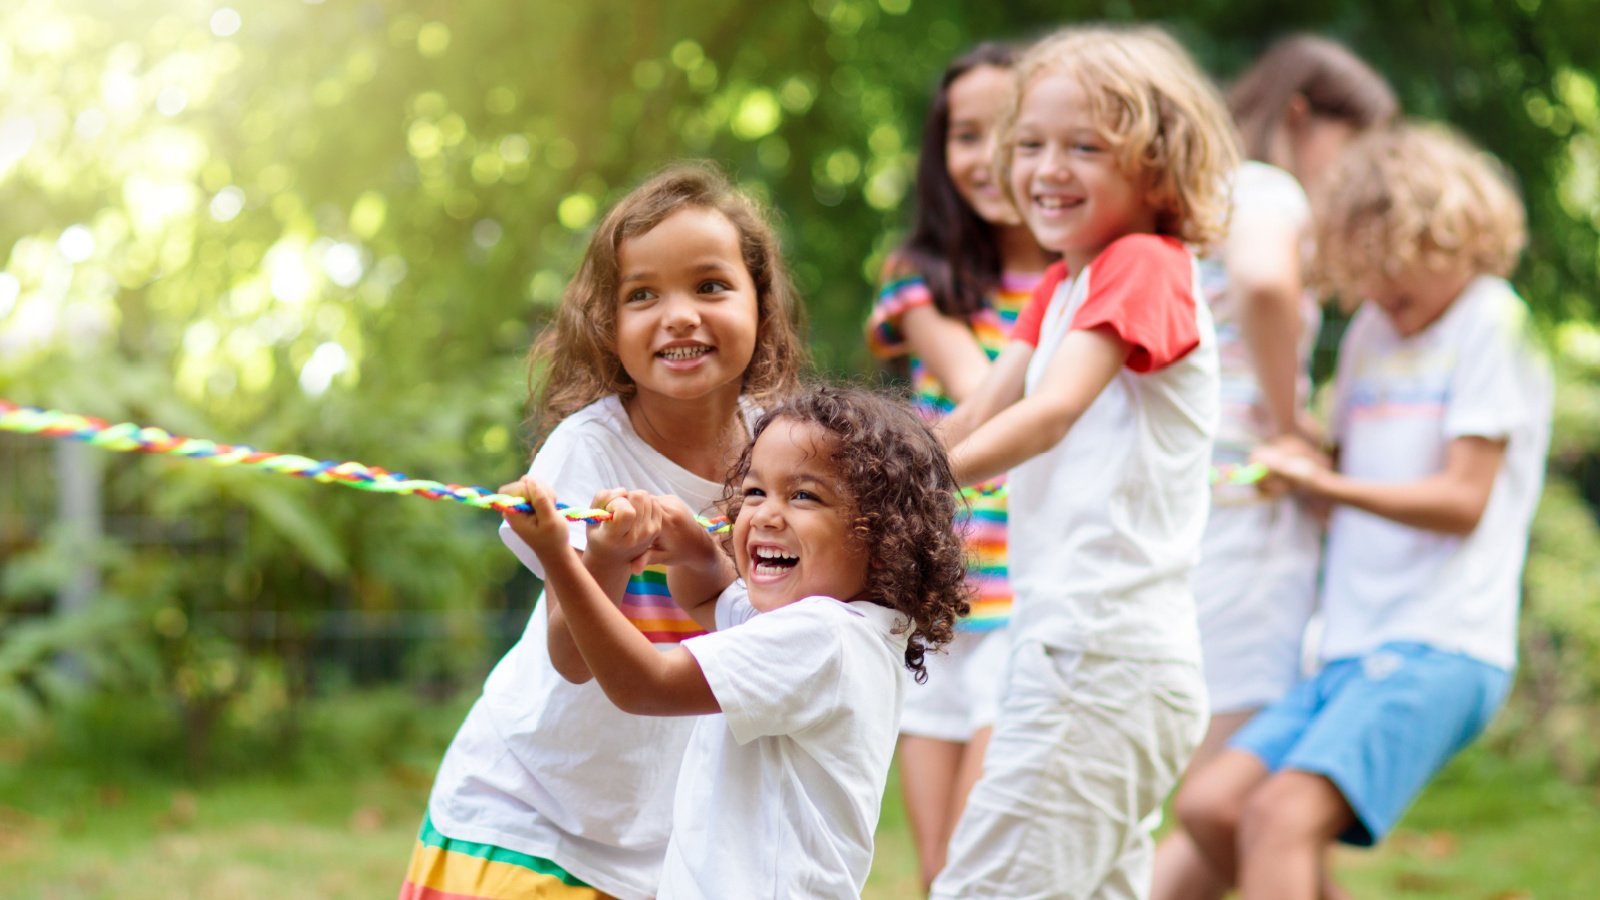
left=1177, top=122, right=1553, bottom=900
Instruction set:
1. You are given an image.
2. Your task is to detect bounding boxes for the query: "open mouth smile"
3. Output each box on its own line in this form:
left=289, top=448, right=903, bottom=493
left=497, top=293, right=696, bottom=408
left=749, top=544, right=799, bottom=580
left=657, top=344, right=713, bottom=361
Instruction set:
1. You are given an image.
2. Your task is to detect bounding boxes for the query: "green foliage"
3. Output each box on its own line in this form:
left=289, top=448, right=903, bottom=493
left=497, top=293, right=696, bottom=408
left=2, top=0, right=1599, bottom=769
left=1511, top=329, right=1600, bottom=781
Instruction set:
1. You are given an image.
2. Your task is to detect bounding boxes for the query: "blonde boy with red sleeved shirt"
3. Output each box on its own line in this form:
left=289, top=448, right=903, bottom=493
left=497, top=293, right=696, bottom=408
left=931, top=25, right=1239, bottom=898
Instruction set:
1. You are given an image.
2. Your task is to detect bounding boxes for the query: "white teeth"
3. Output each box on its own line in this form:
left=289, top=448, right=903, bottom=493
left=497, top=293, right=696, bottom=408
left=753, top=546, right=797, bottom=562
left=658, top=345, right=711, bottom=360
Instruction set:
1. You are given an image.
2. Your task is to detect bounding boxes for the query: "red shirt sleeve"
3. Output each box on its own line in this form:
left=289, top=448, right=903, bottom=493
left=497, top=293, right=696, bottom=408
left=1011, top=260, right=1071, bottom=347
left=1068, top=235, right=1199, bottom=372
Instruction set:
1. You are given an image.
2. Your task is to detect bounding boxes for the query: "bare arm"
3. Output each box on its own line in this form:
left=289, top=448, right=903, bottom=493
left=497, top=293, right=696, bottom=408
left=655, top=496, right=737, bottom=633
left=1254, top=435, right=1506, bottom=535
left=947, top=327, right=1126, bottom=486
left=536, top=487, right=664, bottom=684
left=1228, top=208, right=1309, bottom=439
left=898, top=304, right=995, bottom=404
left=504, top=481, right=721, bottom=716
left=937, top=340, right=1035, bottom=451
left=543, top=560, right=631, bottom=684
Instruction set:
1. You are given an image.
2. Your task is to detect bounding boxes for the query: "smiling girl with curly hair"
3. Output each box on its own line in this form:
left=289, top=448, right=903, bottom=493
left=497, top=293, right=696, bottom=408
left=498, top=384, right=969, bottom=897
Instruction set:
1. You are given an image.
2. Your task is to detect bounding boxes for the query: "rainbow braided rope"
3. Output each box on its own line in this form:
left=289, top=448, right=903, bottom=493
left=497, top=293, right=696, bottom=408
left=1211, top=462, right=1268, bottom=486
left=0, top=400, right=729, bottom=533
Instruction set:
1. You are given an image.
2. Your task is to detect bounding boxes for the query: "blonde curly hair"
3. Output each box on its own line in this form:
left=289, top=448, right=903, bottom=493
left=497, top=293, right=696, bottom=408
left=1315, top=122, right=1526, bottom=306
left=996, top=24, right=1241, bottom=249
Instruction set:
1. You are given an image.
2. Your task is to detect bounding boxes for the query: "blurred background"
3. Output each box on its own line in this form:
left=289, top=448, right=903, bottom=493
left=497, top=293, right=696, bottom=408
left=2, top=0, right=1598, bottom=896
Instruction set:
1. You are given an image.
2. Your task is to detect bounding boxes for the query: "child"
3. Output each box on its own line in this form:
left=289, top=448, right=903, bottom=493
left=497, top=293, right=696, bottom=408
left=929, top=24, right=1240, bottom=898
left=401, top=164, right=804, bottom=900
left=498, top=385, right=973, bottom=897
left=864, top=41, right=1055, bottom=889
left=1153, top=36, right=1397, bottom=900
left=1176, top=123, right=1552, bottom=900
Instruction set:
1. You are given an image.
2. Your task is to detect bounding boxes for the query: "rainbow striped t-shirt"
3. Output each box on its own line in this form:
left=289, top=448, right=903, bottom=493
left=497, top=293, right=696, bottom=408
left=622, top=564, right=707, bottom=644
left=865, top=262, right=1044, bottom=631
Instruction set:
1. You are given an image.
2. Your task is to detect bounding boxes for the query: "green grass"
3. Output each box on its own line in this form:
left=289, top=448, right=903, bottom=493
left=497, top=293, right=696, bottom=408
left=1, top=694, right=1595, bottom=898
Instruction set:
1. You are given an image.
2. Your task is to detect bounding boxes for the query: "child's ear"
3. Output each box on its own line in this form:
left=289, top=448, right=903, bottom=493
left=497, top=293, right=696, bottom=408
left=1284, top=93, right=1311, bottom=130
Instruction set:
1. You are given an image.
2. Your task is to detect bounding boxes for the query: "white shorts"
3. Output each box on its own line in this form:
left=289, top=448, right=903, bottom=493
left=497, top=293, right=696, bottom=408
left=1192, top=496, right=1321, bottom=714
left=901, top=628, right=1012, bottom=742
left=932, top=641, right=1207, bottom=899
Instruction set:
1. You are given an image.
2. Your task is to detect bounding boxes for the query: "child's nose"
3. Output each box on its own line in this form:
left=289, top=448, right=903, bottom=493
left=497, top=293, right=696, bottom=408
left=661, top=293, right=702, bottom=330
left=751, top=502, right=784, bottom=529
left=1037, top=146, right=1070, bottom=180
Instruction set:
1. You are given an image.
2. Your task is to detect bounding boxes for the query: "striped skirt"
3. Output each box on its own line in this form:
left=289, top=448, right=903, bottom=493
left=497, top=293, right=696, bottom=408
left=400, top=815, right=615, bottom=900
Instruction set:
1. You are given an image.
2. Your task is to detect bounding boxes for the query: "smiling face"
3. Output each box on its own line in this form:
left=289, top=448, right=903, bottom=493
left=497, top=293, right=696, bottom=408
left=732, top=419, right=870, bottom=613
left=1007, top=70, right=1156, bottom=271
left=614, top=206, right=760, bottom=410
left=945, top=64, right=1020, bottom=227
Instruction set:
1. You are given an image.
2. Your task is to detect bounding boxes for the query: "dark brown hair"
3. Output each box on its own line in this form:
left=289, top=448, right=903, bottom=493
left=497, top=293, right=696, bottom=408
left=1230, top=34, right=1398, bottom=163
left=720, top=385, right=970, bottom=683
left=896, top=42, right=1020, bottom=319
left=528, top=162, right=806, bottom=445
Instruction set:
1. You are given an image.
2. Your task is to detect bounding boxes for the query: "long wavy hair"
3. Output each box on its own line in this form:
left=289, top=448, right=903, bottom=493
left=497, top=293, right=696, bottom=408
left=720, top=385, right=971, bottom=684
left=896, top=42, right=1021, bottom=319
left=527, top=163, right=806, bottom=447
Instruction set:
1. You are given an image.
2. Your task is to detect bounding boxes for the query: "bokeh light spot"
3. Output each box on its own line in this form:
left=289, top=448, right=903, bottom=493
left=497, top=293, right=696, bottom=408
left=58, top=225, right=96, bottom=262
left=210, top=8, right=242, bottom=37
left=417, top=22, right=451, bottom=58
left=557, top=193, right=597, bottom=230
left=209, top=185, right=245, bottom=222
left=732, top=89, right=782, bottom=140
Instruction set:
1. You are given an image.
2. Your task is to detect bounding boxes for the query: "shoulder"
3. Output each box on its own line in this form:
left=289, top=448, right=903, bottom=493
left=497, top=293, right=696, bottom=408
left=1093, top=233, right=1191, bottom=271
left=1082, top=235, right=1194, bottom=301
left=532, top=396, right=631, bottom=473
left=877, top=251, right=929, bottom=288
left=1449, top=277, right=1549, bottom=371
left=546, top=395, right=627, bottom=439
left=1233, top=162, right=1310, bottom=216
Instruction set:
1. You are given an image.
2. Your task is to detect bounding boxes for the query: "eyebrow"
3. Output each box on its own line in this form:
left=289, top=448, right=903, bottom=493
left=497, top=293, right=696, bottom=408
left=618, top=260, right=740, bottom=287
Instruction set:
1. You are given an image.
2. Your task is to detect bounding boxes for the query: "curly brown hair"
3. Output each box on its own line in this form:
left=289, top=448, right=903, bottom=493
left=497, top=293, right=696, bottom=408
left=719, top=385, right=971, bottom=683
left=527, top=162, right=807, bottom=447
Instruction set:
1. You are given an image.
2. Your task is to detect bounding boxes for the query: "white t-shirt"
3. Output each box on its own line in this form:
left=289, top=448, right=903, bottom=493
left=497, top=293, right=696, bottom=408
left=1320, top=277, right=1552, bottom=670
left=427, top=395, right=754, bottom=900
left=1199, top=161, right=1319, bottom=462
left=1005, top=234, right=1218, bottom=661
left=659, top=587, right=910, bottom=898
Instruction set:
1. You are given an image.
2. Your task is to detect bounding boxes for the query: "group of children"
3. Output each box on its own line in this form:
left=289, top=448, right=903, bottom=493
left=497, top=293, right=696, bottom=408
left=399, top=22, right=1553, bottom=900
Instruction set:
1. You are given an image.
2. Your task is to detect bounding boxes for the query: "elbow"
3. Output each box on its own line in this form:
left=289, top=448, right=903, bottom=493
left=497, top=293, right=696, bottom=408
left=1438, top=493, right=1492, bottom=536
left=548, top=649, right=594, bottom=685
left=1036, top=404, right=1077, bottom=448
left=603, top=682, right=661, bottom=716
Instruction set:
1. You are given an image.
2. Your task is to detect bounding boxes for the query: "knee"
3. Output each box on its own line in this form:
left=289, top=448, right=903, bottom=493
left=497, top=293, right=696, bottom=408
left=1175, top=771, right=1244, bottom=845
left=1238, top=773, right=1343, bottom=851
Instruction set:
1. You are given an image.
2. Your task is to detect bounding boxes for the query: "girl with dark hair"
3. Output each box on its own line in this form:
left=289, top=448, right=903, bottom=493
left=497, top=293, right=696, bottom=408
left=863, top=41, right=1054, bottom=890
left=1152, top=34, right=1397, bottom=900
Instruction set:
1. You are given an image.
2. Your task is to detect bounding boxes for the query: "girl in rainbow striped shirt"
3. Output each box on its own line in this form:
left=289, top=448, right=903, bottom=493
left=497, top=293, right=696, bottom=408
left=865, top=41, right=1055, bottom=892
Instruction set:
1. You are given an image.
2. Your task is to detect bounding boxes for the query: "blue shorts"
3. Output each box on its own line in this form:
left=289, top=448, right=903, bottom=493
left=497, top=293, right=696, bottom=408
left=1228, top=641, right=1510, bottom=846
